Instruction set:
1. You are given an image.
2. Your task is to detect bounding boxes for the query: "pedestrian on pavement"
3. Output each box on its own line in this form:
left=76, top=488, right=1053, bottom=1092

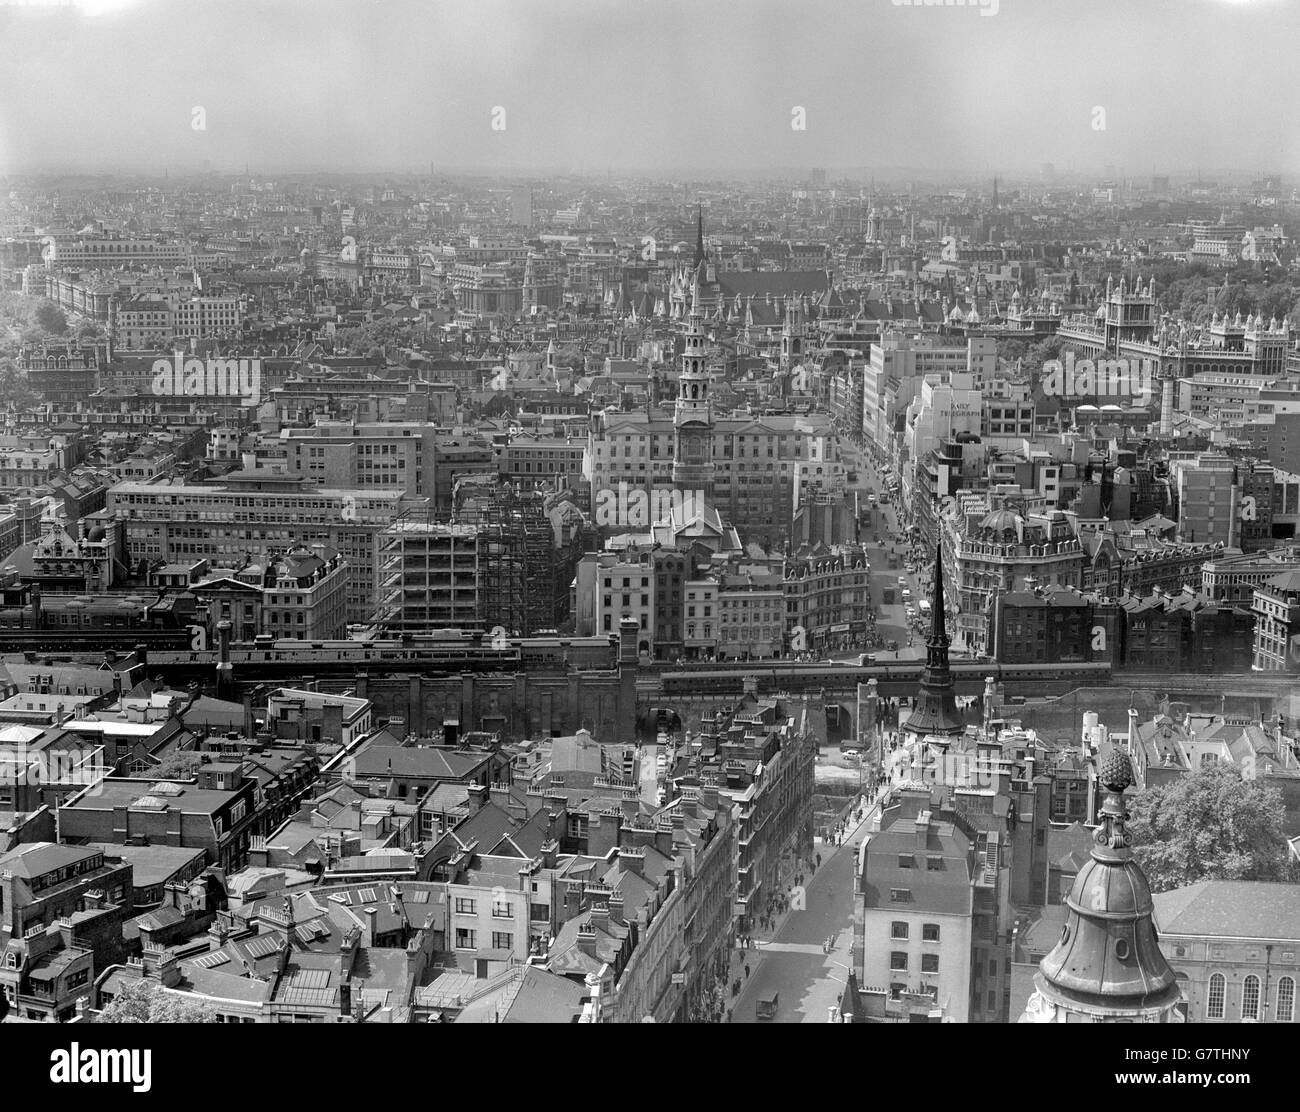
left=745, top=963, right=751, bottom=979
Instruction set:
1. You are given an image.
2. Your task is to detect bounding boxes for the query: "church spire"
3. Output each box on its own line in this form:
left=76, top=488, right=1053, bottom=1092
left=902, top=541, right=963, bottom=740
left=694, top=204, right=705, bottom=268
left=928, top=540, right=948, bottom=652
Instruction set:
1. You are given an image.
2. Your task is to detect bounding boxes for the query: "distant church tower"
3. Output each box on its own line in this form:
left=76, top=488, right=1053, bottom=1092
left=779, top=296, right=809, bottom=398
left=1020, top=749, right=1184, bottom=1023
left=673, top=275, right=715, bottom=499
left=780, top=295, right=806, bottom=372
left=522, top=253, right=538, bottom=315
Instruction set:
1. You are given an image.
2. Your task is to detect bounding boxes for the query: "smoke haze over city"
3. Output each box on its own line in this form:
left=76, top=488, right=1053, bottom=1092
left=1, top=0, right=1296, bottom=178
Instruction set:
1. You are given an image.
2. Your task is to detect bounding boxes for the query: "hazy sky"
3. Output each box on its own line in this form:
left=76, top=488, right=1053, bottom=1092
left=0, top=0, right=1297, bottom=177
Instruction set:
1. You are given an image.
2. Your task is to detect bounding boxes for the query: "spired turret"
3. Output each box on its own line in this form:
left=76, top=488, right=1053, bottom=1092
left=1020, top=749, right=1183, bottom=1022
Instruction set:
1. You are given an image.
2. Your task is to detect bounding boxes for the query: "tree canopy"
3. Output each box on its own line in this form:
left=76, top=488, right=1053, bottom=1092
left=149, top=750, right=203, bottom=780
left=95, top=979, right=218, bottom=1023
left=34, top=302, right=68, bottom=335
left=1129, top=763, right=1298, bottom=893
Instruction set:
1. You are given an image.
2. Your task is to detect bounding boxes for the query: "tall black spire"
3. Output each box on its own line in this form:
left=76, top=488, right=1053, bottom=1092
left=694, top=204, right=705, bottom=268
left=928, top=540, right=948, bottom=652
left=902, top=541, right=963, bottom=739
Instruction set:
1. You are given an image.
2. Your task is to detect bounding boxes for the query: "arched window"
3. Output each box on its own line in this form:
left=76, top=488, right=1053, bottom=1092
left=1277, top=976, right=1296, bottom=1023
left=1242, top=974, right=1261, bottom=1020
left=1206, top=973, right=1226, bottom=1019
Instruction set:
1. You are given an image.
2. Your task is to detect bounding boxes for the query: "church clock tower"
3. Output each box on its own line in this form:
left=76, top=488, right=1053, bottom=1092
left=673, top=276, right=715, bottom=499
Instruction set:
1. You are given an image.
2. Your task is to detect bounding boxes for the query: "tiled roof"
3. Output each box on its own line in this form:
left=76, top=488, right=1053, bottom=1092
left=1154, top=881, right=1300, bottom=941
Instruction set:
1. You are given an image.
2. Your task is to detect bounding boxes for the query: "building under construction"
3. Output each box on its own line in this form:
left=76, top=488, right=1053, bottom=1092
left=375, top=484, right=577, bottom=636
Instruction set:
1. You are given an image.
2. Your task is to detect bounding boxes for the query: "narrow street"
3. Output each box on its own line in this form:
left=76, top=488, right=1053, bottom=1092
left=731, top=793, right=884, bottom=1023
left=842, top=441, right=925, bottom=663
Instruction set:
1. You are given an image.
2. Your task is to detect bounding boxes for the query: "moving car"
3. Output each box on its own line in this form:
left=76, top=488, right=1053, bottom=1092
left=757, top=993, right=779, bottom=1020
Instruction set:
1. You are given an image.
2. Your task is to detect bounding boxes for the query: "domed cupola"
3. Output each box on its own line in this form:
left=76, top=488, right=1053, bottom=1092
left=1020, top=750, right=1184, bottom=1022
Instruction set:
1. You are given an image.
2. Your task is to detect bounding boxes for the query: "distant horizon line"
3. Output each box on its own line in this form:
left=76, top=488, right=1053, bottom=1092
left=2, top=163, right=1294, bottom=185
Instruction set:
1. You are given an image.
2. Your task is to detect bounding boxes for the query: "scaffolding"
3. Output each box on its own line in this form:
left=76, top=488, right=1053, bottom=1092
left=458, top=485, right=557, bottom=637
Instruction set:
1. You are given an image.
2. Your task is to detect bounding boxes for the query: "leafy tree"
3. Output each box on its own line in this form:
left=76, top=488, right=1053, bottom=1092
left=1128, top=764, right=1298, bottom=892
left=0, top=359, right=38, bottom=410
left=150, top=750, right=202, bottom=780
left=1022, top=336, right=1063, bottom=381
left=34, top=302, right=68, bottom=335
left=95, top=979, right=218, bottom=1023
left=997, top=339, right=1029, bottom=365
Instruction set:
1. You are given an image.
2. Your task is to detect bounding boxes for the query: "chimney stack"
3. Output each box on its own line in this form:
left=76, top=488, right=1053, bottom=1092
left=215, top=619, right=234, bottom=700
left=540, top=837, right=558, bottom=869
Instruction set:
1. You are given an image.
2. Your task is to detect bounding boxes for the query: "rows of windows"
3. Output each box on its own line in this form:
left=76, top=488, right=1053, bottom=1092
left=889, top=951, right=941, bottom=973
left=890, top=921, right=941, bottom=941
left=454, top=928, right=515, bottom=950
left=1205, top=972, right=1296, bottom=1021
